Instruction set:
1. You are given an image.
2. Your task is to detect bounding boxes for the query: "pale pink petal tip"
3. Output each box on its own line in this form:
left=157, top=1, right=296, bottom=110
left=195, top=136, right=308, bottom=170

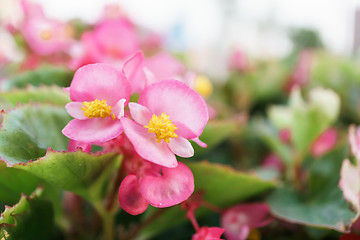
left=168, top=137, right=194, bottom=158
left=191, top=137, right=207, bottom=148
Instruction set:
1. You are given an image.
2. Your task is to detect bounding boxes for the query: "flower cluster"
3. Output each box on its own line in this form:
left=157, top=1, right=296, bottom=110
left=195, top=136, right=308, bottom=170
left=62, top=57, right=209, bottom=215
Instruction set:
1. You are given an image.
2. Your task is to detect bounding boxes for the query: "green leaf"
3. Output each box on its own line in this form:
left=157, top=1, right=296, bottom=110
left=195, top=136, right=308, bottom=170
left=2, top=65, right=73, bottom=90
left=267, top=147, right=356, bottom=232
left=0, top=188, right=54, bottom=240
left=0, top=161, right=40, bottom=204
left=14, top=151, right=122, bottom=202
left=0, top=104, right=71, bottom=165
left=140, top=161, right=276, bottom=238
left=1, top=85, right=70, bottom=106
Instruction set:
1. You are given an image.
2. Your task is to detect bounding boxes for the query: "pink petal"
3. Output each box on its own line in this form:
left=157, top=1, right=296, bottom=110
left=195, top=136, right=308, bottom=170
left=139, top=80, right=209, bottom=139
left=121, top=117, right=177, bottom=168
left=139, top=162, right=194, bottom=208
left=123, top=51, right=147, bottom=93
left=145, top=52, right=185, bottom=83
left=221, top=203, right=272, bottom=240
left=62, top=118, right=123, bottom=143
left=192, top=227, right=225, bottom=240
left=68, top=139, right=91, bottom=152
left=310, top=128, right=337, bottom=158
left=112, top=98, right=126, bottom=119
left=128, top=102, right=151, bottom=125
left=191, top=137, right=207, bottom=148
left=65, top=102, right=87, bottom=120
left=69, top=63, right=131, bottom=106
left=118, top=175, right=149, bottom=215
left=168, top=137, right=194, bottom=158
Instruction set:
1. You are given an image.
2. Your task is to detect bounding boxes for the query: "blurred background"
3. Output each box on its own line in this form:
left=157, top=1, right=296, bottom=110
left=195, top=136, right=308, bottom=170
left=1, top=0, right=359, bottom=79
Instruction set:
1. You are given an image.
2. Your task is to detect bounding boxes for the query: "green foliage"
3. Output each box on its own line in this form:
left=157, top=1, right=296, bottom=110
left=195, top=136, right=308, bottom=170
left=0, top=104, right=71, bottom=165
left=267, top=147, right=356, bottom=232
left=14, top=151, right=122, bottom=202
left=2, top=65, right=73, bottom=90
left=1, top=85, right=70, bottom=106
left=0, top=188, right=54, bottom=240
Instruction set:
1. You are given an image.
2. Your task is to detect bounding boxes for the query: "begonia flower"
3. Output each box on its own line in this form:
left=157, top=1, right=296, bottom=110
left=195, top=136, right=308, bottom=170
left=118, top=159, right=194, bottom=215
left=21, top=13, right=73, bottom=56
left=227, top=49, right=250, bottom=72
left=70, top=18, right=139, bottom=69
left=284, top=49, right=312, bottom=92
left=192, top=227, right=225, bottom=240
left=62, top=63, right=131, bottom=143
left=221, top=203, right=272, bottom=240
left=121, top=80, right=208, bottom=168
left=123, top=51, right=187, bottom=94
left=310, top=127, right=337, bottom=158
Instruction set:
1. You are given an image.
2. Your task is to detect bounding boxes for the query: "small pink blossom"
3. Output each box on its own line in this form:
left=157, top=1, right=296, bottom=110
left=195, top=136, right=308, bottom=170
left=62, top=63, right=131, bottom=143
left=70, top=18, right=139, bottom=69
left=262, top=154, right=284, bottom=172
left=221, top=203, right=272, bottom=240
left=310, top=128, right=337, bottom=158
left=227, top=49, right=250, bottom=72
left=278, top=128, right=291, bottom=144
left=118, top=159, right=194, bottom=215
left=284, top=49, right=312, bottom=92
left=192, top=227, right=225, bottom=240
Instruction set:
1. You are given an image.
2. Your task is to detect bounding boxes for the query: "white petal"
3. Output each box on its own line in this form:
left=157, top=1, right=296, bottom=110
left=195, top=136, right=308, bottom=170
left=129, top=102, right=151, bottom=125
left=168, top=137, right=194, bottom=158
left=65, top=102, right=87, bottom=120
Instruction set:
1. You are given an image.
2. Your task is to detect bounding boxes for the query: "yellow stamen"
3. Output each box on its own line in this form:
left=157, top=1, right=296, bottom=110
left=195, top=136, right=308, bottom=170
left=81, top=99, right=115, bottom=120
left=145, top=113, right=178, bottom=143
left=39, top=29, right=52, bottom=41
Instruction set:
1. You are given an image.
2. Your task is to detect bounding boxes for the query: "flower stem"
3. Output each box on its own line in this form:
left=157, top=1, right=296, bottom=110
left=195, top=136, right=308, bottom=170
left=93, top=202, right=115, bottom=240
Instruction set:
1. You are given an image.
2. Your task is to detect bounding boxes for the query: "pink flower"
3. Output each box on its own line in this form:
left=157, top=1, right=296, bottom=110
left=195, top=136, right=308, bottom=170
left=192, top=227, right=225, bottom=240
left=349, top=125, right=360, bottom=162
left=221, top=203, right=272, bottom=240
left=22, top=17, right=72, bottom=56
left=278, top=128, right=291, bottom=144
left=121, top=80, right=209, bottom=168
left=70, top=18, right=139, bottom=69
left=227, top=49, right=250, bottom=72
left=123, top=51, right=186, bottom=94
left=62, top=63, right=131, bottom=143
left=118, top=159, right=194, bottom=215
left=310, top=128, right=337, bottom=158
left=262, top=154, right=284, bottom=172
left=284, top=49, right=312, bottom=92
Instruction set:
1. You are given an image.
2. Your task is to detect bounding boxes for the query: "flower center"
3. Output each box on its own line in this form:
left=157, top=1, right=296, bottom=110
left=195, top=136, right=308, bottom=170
left=145, top=113, right=178, bottom=143
left=81, top=99, right=115, bottom=119
left=40, top=29, right=53, bottom=41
